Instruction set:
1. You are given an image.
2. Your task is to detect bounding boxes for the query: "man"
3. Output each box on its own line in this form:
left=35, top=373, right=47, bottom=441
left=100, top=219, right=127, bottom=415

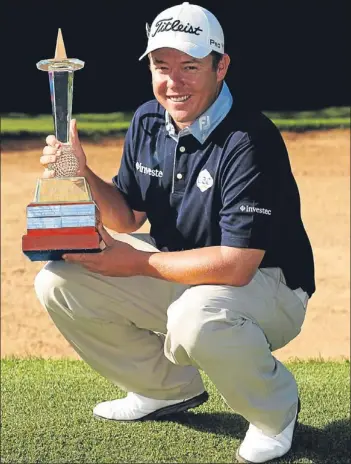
left=36, top=2, right=315, bottom=462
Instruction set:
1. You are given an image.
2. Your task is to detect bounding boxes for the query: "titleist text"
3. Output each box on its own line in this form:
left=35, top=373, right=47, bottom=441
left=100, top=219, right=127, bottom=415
left=152, top=17, right=203, bottom=37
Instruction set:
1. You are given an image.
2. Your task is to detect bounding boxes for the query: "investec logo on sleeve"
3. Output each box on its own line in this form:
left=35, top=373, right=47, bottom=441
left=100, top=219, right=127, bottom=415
left=136, top=161, right=163, bottom=178
left=239, top=204, right=272, bottom=215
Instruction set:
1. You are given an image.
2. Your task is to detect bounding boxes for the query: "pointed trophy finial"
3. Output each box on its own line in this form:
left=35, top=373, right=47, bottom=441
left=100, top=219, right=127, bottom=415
left=54, top=28, right=67, bottom=60
left=37, top=28, right=84, bottom=71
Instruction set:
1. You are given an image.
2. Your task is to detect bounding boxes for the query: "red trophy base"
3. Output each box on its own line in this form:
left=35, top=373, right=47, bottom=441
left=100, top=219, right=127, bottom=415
left=22, top=226, right=101, bottom=261
left=22, top=195, right=101, bottom=261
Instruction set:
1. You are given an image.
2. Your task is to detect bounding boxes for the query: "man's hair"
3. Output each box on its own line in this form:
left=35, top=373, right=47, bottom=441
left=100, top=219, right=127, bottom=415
left=211, top=51, right=223, bottom=70
left=147, top=50, right=224, bottom=70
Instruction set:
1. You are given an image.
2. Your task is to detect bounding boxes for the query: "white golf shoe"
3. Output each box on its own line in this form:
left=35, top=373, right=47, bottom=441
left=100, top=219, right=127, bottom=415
left=236, top=399, right=300, bottom=463
left=93, top=390, right=208, bottom=421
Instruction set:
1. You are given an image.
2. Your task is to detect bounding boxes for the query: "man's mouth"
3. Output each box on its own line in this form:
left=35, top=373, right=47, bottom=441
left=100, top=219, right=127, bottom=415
left=168, top=95, right=191, bottom=102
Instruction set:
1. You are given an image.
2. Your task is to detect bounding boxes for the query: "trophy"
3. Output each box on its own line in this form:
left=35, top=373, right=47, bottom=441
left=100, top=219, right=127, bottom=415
left=22, top=29, right=101, bottom=261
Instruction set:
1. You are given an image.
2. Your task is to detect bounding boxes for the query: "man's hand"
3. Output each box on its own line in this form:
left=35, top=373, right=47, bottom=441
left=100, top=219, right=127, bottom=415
left=40, top=119, right=87, bottom=178
left=62, top=223, right=147, bottom=277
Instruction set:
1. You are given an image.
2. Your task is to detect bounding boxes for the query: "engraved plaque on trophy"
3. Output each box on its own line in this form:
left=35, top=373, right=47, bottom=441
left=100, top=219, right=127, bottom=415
left=22, top=29, right=101, bottom=261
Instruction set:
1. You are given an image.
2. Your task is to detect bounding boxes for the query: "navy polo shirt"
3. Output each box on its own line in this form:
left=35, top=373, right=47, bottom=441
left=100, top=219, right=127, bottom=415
left=113, top=84, right=315, bottom=297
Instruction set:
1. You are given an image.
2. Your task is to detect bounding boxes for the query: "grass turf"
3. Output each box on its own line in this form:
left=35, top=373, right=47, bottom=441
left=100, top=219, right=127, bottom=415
left=1, top=107, right=350, bottom=137
left=1, top=358, right=350, bottom=463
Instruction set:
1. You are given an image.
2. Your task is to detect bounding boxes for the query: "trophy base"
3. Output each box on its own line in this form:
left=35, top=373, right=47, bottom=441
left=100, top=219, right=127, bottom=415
left=23, top=177, right=102, bottom=262
left=23, top=248, right=101, bottom=262
left=22, top=229, right=101, bottom=262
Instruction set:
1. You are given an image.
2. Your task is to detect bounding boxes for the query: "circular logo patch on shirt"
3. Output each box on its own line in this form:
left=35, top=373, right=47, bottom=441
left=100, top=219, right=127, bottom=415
left=196, top=169, right=213, bottom=192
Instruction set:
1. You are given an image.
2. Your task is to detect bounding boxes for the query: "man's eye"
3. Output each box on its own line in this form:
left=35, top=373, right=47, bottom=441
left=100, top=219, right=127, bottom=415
left=184, top=66, right=198, bottom=71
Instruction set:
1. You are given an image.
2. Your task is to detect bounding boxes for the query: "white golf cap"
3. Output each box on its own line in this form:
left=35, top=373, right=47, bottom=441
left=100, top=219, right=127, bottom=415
left=139, top=2, right=224, bottom=60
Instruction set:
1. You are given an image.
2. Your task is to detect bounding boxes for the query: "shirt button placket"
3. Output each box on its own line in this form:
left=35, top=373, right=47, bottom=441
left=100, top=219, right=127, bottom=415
left=173, top=145, right=186, bottom=193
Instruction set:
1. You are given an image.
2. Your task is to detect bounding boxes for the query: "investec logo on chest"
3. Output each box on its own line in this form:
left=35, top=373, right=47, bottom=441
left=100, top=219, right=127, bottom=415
left=136, top=162, right=163, bottom=178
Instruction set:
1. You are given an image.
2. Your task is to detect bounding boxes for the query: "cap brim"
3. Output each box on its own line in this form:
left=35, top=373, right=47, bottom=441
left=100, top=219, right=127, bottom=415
left=139, top=39, right=211, bottom=61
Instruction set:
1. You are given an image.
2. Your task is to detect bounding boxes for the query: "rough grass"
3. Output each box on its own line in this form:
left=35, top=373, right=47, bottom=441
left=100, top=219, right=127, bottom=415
left=1, top=358, right=350, bottom=463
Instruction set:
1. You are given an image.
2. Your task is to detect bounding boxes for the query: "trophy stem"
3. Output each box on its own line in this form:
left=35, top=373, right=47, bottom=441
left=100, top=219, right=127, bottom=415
left=48, top=70, right=74, bottom=144
left=37, top=29, right=84, bottom=147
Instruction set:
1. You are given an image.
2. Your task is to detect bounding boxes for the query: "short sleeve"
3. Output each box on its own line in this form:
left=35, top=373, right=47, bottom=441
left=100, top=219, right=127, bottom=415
left=219, top=134, right=275, bottom=250
left=112, top=113, right=145, bottom=211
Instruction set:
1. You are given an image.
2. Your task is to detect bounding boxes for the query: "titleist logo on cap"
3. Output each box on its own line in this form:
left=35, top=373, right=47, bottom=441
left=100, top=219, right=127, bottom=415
left=151, top=17, right=203, bottom=37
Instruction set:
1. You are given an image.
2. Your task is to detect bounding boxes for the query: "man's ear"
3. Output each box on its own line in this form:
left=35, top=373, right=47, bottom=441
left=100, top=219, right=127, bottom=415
left=217, top=54, right=230, bottom=81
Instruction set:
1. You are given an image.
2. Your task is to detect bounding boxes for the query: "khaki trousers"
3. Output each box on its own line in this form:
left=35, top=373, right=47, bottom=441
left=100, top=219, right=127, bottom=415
left=34, top=233, right=307, bottom=435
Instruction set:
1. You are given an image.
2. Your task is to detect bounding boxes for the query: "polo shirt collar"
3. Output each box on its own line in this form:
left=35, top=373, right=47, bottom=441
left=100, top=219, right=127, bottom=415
left=165, top=81, right=233, bottom=144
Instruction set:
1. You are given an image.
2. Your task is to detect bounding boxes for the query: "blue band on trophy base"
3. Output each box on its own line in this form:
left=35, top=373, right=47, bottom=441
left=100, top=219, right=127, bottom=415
left=27, top=203, right=96, bottom=218
left=25, top=249, right=100, bottom=262
left=27, top=215, right=96, bottom=229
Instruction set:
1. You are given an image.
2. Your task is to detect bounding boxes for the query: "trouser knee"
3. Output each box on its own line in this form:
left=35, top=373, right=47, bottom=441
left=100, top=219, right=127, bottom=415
left=164, top=296, right=225, bottom=368
left=34, top=261, right=77, bottom=310
left=164, top=285, right=264, bottom=369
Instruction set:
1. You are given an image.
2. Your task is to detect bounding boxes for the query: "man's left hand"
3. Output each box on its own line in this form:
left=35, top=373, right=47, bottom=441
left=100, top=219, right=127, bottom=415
left=62, top=223, right=145, bottom=277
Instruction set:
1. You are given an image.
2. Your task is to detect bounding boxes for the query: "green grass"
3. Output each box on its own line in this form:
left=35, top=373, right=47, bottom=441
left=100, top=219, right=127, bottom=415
left=1, top=107, right=349, bottom=137
left=264, top=107, right=350, bottom=131
left=263, top=107, right=350, bottom=120
left=1, top=113, right=133, bottom=137
left=264, top=118, right=349, bottom=131
left=1, top=358, right=350, bottom=463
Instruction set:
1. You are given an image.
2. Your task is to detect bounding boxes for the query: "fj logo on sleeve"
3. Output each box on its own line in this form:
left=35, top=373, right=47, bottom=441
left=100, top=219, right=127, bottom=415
left=197, top=169, right=213, bottom=192
left=239, top=204, right=272, bottom=215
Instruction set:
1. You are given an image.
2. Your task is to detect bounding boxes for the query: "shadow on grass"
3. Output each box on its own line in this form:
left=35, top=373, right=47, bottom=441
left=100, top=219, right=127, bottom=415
left=159, top=413, right=350, bottom=464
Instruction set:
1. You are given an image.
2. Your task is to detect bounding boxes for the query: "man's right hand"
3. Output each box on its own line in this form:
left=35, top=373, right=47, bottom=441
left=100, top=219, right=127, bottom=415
left=40, top=119, right=87, bottom=178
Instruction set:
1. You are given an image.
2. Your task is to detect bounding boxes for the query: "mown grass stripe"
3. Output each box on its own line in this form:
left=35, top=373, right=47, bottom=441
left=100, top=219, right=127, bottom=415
left=1, top=358, right=350, bottom=463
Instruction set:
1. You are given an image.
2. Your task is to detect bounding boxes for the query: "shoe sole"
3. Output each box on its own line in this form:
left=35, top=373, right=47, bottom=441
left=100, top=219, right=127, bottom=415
left=235, top=398, right=301, bottom=463
left=94, top=390, right=209, bottom=422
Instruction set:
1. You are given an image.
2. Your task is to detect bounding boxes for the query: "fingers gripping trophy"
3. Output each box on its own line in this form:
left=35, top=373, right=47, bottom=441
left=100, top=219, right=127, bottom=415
left=22, top=29, right=101, bottom=261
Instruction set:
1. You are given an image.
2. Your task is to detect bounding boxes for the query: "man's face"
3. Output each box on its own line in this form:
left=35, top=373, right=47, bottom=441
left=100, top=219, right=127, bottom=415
left=149, top=48, right=229, bottom=130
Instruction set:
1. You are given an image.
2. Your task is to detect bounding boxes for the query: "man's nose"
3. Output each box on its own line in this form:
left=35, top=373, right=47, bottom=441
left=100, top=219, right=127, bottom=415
left=167, top=70, right=184, bottom=88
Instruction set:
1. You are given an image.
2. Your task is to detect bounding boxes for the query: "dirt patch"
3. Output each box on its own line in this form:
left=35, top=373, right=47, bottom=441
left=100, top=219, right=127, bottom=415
left=1, top=130, right=350, bottom=361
